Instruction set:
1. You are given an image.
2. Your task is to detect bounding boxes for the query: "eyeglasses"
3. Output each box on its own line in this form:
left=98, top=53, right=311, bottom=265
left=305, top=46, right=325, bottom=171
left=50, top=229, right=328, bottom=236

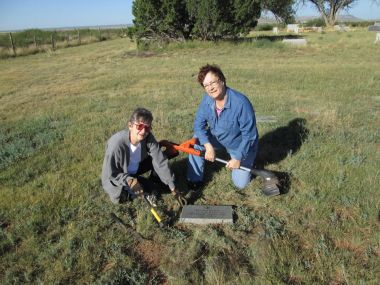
left=134, top=123, right=151, bottom=132
left=203, top=79, right=220, bottom=89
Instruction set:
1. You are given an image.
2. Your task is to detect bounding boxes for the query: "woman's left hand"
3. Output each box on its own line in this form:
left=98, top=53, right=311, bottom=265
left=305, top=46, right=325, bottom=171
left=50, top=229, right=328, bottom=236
left=226, top=159, right=240, bottom=169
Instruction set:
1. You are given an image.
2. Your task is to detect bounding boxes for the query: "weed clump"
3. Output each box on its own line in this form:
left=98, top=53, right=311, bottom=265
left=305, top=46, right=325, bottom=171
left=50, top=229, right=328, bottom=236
left=0, top=116, right=67, bottom=170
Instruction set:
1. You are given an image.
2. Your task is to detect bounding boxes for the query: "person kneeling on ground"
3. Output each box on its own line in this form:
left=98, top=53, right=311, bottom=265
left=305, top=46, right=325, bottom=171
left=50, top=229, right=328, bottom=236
left=187, top=64, right=259, bottom=191
left=101, top=107, right=185, bottom=206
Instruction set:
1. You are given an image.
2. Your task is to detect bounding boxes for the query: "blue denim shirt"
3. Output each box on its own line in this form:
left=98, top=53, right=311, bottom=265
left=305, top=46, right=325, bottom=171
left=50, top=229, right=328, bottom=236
left=194, top=87, right=258, bottom=161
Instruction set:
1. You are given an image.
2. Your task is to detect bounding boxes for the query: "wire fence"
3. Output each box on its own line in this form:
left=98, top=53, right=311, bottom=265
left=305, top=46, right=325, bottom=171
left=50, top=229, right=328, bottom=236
left=0, top=27, right=133, bottom=58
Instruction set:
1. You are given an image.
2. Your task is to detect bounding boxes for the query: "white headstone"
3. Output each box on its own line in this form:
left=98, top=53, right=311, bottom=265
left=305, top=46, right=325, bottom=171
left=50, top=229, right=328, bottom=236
left=282, top=38, right=307, bottom=46
left=287, top=24, right=299, bottom=33
left=334, top=24, right=349, bottom=32
left=375, top=33, right=380, bottom=44
left=368, top=22, right=380, bottom=31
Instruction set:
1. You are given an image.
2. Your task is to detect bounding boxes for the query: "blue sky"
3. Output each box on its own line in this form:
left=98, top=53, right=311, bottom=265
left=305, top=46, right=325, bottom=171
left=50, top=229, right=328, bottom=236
left=0, top=0, right=378, bottom=31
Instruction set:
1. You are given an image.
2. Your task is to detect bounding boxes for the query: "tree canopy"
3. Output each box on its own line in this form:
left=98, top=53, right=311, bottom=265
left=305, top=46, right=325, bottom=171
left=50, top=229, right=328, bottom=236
left=132, top=0, right=295, bottom=42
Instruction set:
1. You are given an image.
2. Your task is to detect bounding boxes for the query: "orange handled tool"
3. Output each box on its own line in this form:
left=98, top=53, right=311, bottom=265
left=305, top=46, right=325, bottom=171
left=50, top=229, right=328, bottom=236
left=160, top=138, right=201, bottom=157
left=159, top=139, right=280, bottom=196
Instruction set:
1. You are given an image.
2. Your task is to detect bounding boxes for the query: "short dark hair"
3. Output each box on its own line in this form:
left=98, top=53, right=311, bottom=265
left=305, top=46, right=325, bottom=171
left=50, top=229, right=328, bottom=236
left=128, top=108, right=153, bottom=125
left=197, top=64, right=226, bottom=87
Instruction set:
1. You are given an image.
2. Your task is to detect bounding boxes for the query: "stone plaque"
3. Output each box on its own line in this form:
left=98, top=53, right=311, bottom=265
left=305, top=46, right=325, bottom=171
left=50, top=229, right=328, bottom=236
left=368, top=22, right=380, bottom=32
left=282, top=38, right=307, bottom=46
left=179, top=205, right=233, bottom=224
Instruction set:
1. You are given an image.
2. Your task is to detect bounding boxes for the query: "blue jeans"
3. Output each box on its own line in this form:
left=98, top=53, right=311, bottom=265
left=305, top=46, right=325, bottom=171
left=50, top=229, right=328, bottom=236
left=187, top=137, right=258, bottom=189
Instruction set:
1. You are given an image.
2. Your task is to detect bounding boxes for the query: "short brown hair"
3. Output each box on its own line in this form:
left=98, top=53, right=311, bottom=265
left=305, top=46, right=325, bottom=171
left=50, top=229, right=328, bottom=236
left=128, top=107, right=153, bottom=125
left=197, top=64, right=226, bottom=87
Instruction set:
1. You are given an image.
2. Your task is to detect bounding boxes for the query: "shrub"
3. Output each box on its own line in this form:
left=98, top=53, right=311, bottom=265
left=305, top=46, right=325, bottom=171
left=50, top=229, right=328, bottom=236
left=304, top=18, right=326, bottom=27
left=256, top=23, right=276, bottom=31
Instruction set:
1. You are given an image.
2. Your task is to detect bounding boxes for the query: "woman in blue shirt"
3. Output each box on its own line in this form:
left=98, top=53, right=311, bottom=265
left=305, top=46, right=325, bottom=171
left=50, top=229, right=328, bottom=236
left=188, top=64, right=259, bottom=190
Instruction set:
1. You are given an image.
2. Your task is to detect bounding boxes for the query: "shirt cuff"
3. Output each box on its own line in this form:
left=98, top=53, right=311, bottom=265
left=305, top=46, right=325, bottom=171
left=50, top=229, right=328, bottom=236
left=168, top=181, right=175, bottom=190
left=231, top=152, right=243, bottom=161
left=198, top=136, right=209, bottom=146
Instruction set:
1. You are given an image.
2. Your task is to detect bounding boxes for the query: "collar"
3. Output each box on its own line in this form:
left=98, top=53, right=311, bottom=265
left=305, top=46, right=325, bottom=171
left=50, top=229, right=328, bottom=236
left=124, top=129, right=148, bottom=159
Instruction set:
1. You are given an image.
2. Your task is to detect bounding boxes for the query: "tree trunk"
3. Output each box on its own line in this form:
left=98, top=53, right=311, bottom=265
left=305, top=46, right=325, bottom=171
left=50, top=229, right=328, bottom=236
left=322, top=13, right=330, bottom=27
left=328, top=3, right=338, bottom=26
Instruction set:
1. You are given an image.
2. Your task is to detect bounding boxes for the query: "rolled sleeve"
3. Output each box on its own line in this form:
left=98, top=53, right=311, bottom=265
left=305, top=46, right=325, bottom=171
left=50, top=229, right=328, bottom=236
left=147, top=134, right=176, bottom=189
left=236, top=100, right=257, bottom=160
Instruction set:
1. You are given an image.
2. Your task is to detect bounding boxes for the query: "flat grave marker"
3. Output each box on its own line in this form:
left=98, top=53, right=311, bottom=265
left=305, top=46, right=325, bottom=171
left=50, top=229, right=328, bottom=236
left=179, top=205, right=233, bottom=224
left=282, top=38, right=307, bottom=46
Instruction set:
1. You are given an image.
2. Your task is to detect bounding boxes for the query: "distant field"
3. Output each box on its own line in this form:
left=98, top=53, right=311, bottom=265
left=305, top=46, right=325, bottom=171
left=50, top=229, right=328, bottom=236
left=0, top=29, right=379, bottom=284
left=0, top=28, right=129, bottom=58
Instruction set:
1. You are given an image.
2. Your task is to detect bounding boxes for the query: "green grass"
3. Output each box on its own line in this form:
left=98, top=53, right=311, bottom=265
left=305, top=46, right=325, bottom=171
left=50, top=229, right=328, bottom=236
left=0, top=29, right=379, bottom=284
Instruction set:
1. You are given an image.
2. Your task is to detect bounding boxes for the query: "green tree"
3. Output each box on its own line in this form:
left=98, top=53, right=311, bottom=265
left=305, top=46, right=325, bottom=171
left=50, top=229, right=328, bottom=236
left=300, top=0, right=358, bottom=27
left=186, top=0, right=240, bottom=40
left=133, top=0, right=295, bottom=42
left=263, top=0, right=295, bottom=23
left=132, top=0, right=190, bottom=42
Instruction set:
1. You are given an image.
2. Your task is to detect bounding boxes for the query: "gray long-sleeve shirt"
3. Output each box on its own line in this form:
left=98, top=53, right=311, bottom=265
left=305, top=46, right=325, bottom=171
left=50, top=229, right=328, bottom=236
left=101, top=130, right=175, bottom=202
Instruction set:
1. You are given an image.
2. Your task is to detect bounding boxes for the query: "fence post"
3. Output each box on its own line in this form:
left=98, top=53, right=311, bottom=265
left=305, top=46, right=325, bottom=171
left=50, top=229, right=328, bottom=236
left=33, top=34, right=37, bottom=48
left=9, top=32, right=16, bottom=56
left=77, top=29, right=81, bottom=45
left=51, top=33, right=55, bottom=51
left=98, top=27, right=101, bottom=41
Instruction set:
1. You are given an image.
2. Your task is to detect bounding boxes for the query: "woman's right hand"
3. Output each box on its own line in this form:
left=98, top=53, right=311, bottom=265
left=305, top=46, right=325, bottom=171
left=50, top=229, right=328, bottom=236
left=204, top=143, right=215, bottom=162
left=128, top=178, right=144, bottom=196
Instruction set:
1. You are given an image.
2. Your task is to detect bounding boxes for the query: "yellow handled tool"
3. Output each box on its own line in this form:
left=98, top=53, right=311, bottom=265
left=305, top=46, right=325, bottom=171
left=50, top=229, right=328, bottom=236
left=144, top=195, right=166, bottom=227
left=150, top=208, right=162, bottom=223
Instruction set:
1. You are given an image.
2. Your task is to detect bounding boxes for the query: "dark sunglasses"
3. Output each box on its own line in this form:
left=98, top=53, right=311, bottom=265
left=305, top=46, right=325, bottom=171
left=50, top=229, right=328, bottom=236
left=134, top=123, right=151, bottom=132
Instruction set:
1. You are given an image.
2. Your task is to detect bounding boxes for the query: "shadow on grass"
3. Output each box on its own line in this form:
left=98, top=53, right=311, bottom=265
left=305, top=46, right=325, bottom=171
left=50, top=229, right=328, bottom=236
left=256, top=118, right=309, bottom=194
left=229, top=34, right=304, bottom=43
left=256, top=118, right=309, bottom=166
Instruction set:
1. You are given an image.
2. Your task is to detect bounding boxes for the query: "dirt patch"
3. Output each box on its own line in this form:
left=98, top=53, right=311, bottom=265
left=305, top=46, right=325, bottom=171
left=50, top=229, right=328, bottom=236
left=135, top=240, right=162, bottom=268
left=134, top=240, right=168, bottom=284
